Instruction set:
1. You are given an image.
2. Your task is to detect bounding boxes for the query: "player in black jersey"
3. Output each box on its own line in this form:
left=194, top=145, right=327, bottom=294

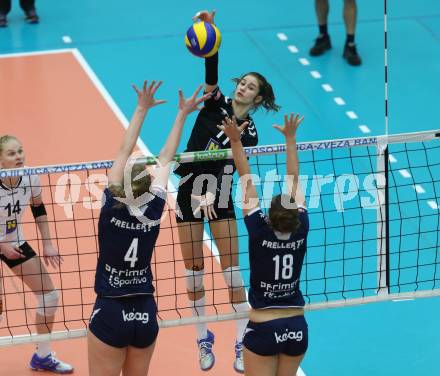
left=87, top=80, right=209, bottom=376
left=174, top=10, right=281, bottom=373
left=219, top=113, right=308, bottom=376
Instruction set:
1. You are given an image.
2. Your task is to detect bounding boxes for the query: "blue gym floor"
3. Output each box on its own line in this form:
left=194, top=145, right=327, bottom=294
left=1, top=1, right=440, bottom=374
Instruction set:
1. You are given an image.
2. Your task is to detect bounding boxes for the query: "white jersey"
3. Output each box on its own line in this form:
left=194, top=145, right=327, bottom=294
left=0, top=174, right=41, bottom=246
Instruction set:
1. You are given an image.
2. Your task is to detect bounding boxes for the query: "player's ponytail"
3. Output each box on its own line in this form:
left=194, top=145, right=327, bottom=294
left=268, top=194, right=300, bottom=234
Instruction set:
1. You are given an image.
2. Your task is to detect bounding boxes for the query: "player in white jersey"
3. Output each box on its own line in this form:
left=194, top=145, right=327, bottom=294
left=0, top=135, right=73, bottom=374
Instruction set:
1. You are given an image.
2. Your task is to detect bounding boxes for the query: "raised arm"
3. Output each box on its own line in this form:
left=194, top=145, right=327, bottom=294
left=218, top=117, right=259, bottom=216
left=108, top=80, right=166, bottom=187
left=273, top=113, right=305, bottom=205
left=151, top=86, right=211, bottom=188
left=193, top=10, right=218, bottom=93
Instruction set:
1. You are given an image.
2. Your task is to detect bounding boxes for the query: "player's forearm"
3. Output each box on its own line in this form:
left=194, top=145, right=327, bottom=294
left=119, top=106, right=149, bottom=155
left=158, top=111, right=187, bottom=165
left=35, top=216, right=53, bottom=244
left=205, top=52, right=218, bottom=91
left=286, top=138, right=299, bottom=197
left=231, top=140, right=258, bottom=206
left=230, top=139, right=250, bottom=177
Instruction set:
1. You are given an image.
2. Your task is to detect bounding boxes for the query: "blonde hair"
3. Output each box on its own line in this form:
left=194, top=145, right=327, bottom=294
left=0, top=135, right=20, bottom=154
left=108, top=163, right=152, bottom=208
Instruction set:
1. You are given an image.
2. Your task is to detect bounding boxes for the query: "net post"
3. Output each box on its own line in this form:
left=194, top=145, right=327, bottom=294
left=376, top=141, right=389, bottom=295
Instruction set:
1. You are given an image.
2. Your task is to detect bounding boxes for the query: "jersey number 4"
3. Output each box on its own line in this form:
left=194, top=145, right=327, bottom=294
left=4, top=201, right=21, bottom=216
left=273, top=254, right=294, bottom=280
left=124, top=238, right=139, bottom=268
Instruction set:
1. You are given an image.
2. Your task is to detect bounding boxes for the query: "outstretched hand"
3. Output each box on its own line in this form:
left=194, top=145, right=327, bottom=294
left=193, top=9, right=216, bottom=24
left=217, top=116, right=249, bottom=143
left=191, top=192, right=217, bottom=220
left=132, top=80, right=166, bottom=111
left=273, top=113, right=304, bottom=139
left=43, top=243, right=64, bottom=269
left=178, top=85, right=211, bottom=115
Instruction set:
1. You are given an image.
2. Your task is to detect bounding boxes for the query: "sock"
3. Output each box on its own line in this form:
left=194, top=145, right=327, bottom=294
left=233, top=302, right=249, bottom=342
left=346, top=34, right=355, bottom=45
left=319, top=24, right=328, bottom=37
left=191, top=296, right=208, bottom=341
left=36, top=341, right=51, bottom=358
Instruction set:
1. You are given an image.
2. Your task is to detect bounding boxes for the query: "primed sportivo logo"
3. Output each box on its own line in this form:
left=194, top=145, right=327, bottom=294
left=122, top=309, right=149, bottom=324
left=274, top=329, right=303, bottom=344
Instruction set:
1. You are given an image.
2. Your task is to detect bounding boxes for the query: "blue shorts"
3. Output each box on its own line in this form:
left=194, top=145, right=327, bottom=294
left=88, top=295, right=158, bottom=349
left=243, top=315, right=308, bottom=357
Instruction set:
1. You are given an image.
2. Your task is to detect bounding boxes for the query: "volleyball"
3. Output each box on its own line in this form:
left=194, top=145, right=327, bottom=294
left=185, top=21, right=222, bottom=58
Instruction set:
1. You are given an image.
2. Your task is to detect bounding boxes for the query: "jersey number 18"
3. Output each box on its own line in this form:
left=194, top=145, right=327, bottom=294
left=272, top=254, right=294, bottom=280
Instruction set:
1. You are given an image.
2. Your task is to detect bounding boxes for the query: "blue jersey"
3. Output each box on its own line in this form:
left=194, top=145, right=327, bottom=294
left=244, top=207, right=309, bottom=309
left=94, top=186, right=166, bottom=297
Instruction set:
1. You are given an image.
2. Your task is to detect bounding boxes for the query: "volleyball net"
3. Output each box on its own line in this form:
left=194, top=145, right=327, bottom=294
left=0, top=129, right=439, bottom=346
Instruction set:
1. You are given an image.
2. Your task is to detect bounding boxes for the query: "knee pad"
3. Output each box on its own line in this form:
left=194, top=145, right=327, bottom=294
left=222, top=266, right=244, bottom=289
left=185, top=269, right=204, bottom=293
left=36, top=290, right=59, bottom=317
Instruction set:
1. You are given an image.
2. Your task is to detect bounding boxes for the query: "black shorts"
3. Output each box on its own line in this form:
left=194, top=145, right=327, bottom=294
left=175, top=175, right=235, bottom=223
left=243, top=315, right=308, bottom=357
left=0, top=241, right=37, bottom=268
left=89, top=295, right=159, bottom=349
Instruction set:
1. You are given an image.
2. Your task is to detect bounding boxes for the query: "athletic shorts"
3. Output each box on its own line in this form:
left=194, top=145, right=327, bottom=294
left=243, top=315, right=308, bottom=357
left=0, top=241, right=37, bottom=268
left=89, top=295, right=159, bottom=349
left=175, top=175, right=235, bottom=223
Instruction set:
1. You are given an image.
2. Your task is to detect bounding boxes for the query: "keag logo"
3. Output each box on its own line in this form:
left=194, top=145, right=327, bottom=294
left=274, top=329, right=303, bottom=344
left=122, top=310, right=149, bottom=324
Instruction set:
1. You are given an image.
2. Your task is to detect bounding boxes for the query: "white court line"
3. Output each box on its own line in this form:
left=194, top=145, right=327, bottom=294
left=277, top=32, right=288, bottom=41
left=346, top=111, right=358, bottom=119
left=358, top=125, right=371, bottom=134
left=334, top=97, right=346, bottom=106
left=427, top=200, right=439, bottom=210
left=0, top=48, right=74, bottom=58
left=321, top=83, right=333, bottom=92
left=414, top=185, right=426, bottom=194
left=398, top=169, right=411, bottom=178
left=62, top=36, right=72, bottom=44
left=299, top=58, right=310, bottom=66
left=389, top=154, right=397, bottom=163
left=310, top=70, right=321, bottom=79
left=288, top=45, right=299, bottom=53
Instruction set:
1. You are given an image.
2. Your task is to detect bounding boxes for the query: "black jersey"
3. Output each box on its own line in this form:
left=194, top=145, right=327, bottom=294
left=94, top=186, right=166, bottom=298
left=174, top=86, right=258, bottom=178
left=244, top=207, right=309, bottom=309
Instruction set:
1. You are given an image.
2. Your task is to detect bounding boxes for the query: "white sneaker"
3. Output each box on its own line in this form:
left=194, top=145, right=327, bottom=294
left=233, top=341, right=244, bottom=373
left=30, top=352, right=74, bottom=374
left=197, top=330, right=215, bottom=371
